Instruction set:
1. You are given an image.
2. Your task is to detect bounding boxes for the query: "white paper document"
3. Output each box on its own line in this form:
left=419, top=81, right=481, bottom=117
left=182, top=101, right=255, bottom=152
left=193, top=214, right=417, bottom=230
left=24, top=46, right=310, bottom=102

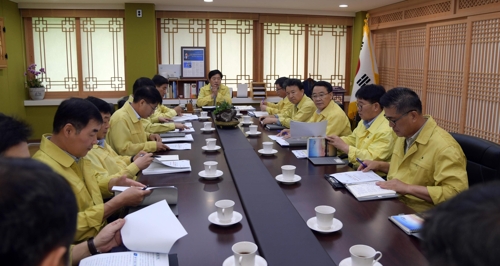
left=268, top=135, right=290, bottom=146
left=292, top=150, right=308, bottom=159
left=173, top=122, right=194, bottom=133
left=234, top=105, right=255, bottom=111
left=155, top=160, right=191, bottom=168
left=346, top=182, right=397, bottom=198
left=79, top=252, right=169, bottom=266
left=121, top=200, right=188, bottom=253
left=166, top=143, right=191, bottom=150
left=290, top=120, right=327, bottom=137
left=330, top=170, right=385, bottom=185
left=172, top=114, right=198, bottom=122
left=162, top=134, right=194, bottom=143
left=143, top=160, right=192, bottom=175
left=154, top=155, right=179, bottom=161
left=249, top=111, right=268, bottom=117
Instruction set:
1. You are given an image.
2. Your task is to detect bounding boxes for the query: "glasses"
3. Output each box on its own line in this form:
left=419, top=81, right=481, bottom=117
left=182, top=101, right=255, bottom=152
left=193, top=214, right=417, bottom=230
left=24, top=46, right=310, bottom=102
left=356, top=102, right=373, bottom=110
left=385, top=110, right=415, bottom=126
left=148, top=103, right=158, bottom=112
left=311, top=93, right=331, bottom=99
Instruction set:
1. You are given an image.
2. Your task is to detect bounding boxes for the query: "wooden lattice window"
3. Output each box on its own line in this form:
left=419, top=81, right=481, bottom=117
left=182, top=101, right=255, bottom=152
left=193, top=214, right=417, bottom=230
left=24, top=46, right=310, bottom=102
left=25, top=16, right=126, bottom=98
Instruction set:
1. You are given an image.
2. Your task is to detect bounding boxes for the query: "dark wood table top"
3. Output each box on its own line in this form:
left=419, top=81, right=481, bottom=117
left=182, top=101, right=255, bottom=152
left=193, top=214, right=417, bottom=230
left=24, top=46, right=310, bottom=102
left=137, top=118, right=427, bottom=266
left=138, top=122, right=256, bottom=265
left=239, top=118, right=427, bottom=266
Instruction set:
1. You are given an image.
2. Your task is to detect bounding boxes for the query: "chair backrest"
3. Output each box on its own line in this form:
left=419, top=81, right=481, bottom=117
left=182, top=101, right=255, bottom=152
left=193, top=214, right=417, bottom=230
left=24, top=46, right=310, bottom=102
left=450, top=133, right=500, bottom=187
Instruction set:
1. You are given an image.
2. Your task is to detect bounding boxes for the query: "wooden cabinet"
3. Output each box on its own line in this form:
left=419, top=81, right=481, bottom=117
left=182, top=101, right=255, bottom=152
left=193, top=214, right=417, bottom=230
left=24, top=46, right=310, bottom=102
left=0, top=18, right=7, bottom=69
left=250, top=82, right=266, bottom=100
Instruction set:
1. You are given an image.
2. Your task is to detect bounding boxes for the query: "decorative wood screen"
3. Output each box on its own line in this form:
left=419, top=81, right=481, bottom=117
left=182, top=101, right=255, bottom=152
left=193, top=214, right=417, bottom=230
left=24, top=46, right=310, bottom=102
left=159, top=18, right=206, bottom=65
left=27, top=17, right=126, bottom=97
left=373, top=9, right=500, bottom=143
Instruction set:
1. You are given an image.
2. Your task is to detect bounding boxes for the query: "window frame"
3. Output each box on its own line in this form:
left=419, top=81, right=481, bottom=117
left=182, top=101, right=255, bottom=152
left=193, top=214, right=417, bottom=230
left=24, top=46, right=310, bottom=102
left=22, top=10, right=127, bottom=99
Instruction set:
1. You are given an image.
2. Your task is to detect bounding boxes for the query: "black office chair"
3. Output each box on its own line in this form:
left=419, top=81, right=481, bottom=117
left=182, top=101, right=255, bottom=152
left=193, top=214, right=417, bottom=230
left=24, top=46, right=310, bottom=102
left=450, top=133, right=500, bottom=187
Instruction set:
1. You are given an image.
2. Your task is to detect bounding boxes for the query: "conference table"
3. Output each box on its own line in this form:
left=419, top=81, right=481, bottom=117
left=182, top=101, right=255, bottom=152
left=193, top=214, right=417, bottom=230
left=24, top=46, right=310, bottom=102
left=139, top=117, right=427, bottom=266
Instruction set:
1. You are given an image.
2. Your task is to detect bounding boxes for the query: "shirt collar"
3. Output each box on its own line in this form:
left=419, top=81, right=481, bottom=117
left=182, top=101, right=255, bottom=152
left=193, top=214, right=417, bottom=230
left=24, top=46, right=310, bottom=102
left=363, top=114, right=379, bottom=129
left=129, top=102, right=141, bottom=120
left=97, top=139, right=106, bottom=148
left=405, top=119, right=428, bottom=152
left=47, top=135, right=81, bottom=163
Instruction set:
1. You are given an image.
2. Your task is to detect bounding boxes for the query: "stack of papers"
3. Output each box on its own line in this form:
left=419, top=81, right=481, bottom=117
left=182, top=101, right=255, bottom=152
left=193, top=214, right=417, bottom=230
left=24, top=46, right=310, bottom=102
left=248, top=111, right=268, bottom=117
left=112, top=186, right=178, bottom=206
left=143, top=160, right=192, bottom=175
left=172, top=114, right=199, bottom=122
left=234, top=105, right=255, bottom=111
left=162, top=134, right=194, bottom=143
left=172, top=122, right=194, bottom=133
left=292, top=150, right=307, bottom=159
left=80, top=200, right=187, bottom=266
left=166, top=143, right=191, bottom=150
left=268, top=135, right=290, bottom=146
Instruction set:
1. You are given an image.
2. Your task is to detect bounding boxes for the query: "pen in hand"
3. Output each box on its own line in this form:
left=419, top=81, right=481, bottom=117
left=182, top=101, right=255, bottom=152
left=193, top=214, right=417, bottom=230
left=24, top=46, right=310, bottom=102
left=356, top=158, right=367, bottom=168
left=142, top=185, right=149, bottom=191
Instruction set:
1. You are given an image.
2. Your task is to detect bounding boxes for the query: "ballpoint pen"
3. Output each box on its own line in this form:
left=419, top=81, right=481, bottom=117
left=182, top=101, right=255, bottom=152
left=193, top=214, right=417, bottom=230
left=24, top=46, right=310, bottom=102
left=356, top=158, right=368, bottom=168
left=142, top=185, right=149, bottom=191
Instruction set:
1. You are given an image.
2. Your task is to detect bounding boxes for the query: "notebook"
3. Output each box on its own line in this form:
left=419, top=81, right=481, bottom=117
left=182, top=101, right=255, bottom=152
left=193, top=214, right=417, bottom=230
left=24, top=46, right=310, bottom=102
left=389, top=214, right=424, bottom=235
left=330, top=170, right=398, bottom=201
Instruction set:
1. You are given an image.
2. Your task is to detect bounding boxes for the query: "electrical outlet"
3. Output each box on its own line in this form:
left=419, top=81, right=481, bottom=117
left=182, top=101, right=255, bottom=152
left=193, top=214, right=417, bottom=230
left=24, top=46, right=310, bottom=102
left=136, top=9, right=142, bottom=18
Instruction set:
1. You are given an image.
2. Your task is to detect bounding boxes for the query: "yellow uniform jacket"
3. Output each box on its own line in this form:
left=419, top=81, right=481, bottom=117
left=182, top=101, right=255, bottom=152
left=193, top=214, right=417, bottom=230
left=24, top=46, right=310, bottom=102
left=196, top=84, right=232, bottom=107
left=387, top=116, right=468, bottom=212
left=33, top=135, right=110, bottom=242
left=277, top=96, right=316, bottom=128
left=308, top=101, right=352, bottom=137
left=86, top=141, right=140, bottom=180
left=107, top=102, right=157, bottom=156
left=340, top=111, right=396, bottom=168
left=267, top=97, right=293, bottom=115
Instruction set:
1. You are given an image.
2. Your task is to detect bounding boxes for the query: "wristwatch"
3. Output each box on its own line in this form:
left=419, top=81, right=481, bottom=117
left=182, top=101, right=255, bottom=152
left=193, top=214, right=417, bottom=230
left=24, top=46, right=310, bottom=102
left=87, top=237, right=101, bottom=255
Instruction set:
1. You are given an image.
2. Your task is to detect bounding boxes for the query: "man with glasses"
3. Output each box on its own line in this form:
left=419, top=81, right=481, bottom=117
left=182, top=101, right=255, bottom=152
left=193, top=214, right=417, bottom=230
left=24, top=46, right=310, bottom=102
left=326, top=85, right=396, bottom=169
left=260, top=77, right=293, bottom=115
left=107, top=85, right=169, bottom=156
left=359, top=87, right=468, bottom=212
left=279, top=81, right=351, bottom=137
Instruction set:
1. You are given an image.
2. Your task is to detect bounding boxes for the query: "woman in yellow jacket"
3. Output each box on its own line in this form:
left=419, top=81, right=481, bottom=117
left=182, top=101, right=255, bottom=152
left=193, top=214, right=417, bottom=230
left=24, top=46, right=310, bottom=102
left=196, top=69, right=232, bottom=107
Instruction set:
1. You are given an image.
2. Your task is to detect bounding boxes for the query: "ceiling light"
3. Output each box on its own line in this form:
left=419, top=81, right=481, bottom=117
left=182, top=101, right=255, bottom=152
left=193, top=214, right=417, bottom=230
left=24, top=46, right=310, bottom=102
left=339, top=4, right=348, bottom=8
left=204, top=0, right=213, bottom=2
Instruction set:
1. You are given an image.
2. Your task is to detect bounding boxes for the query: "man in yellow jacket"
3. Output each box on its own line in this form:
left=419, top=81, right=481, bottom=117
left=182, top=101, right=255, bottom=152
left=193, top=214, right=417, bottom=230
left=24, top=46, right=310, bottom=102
left=360, top=87, right=468, bottom=212
left=128, top=77, right=187, bottom=134
left=108, top=85, right=170, bottom=156
left=196, top=69, right=232, bottom=107
left=278, top=81, right=351, bottom=137
left=259, top=79, right=316, bottom=128
left=33, top=98, right=151, bottom=242
left=327, top=84, right=396, bottom=169
left=260, top=77, right=293, bottom=115
left=85, top=96, right=154, bottom=181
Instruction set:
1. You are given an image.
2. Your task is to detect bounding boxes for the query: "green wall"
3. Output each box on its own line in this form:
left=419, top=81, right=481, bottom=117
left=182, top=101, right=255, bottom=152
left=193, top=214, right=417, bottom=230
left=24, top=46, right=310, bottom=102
left=124, top=3, right=157, bottom=93
left=350, top=11, right=367, bottom=95
left=0, top=0, right=26, bottom=118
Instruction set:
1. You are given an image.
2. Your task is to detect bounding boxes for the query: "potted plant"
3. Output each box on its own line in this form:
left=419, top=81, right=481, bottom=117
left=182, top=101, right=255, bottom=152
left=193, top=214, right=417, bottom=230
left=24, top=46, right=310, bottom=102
left=25, top=64, right=46, bottom=100
left=213, top=101, right=239, bottom=128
